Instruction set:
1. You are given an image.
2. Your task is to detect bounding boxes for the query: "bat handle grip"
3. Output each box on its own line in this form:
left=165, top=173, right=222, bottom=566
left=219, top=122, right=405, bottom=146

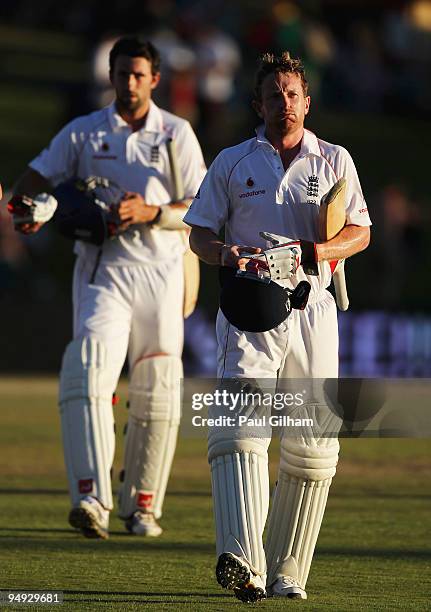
left=333, top=259, right=349, bottom=311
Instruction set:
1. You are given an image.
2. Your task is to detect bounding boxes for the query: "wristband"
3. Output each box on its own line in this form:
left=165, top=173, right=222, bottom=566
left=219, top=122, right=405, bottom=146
left=300, top=240, right=319, bottom=276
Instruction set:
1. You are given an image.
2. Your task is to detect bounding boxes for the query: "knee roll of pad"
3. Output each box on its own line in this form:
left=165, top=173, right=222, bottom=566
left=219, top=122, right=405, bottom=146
left=59, top=337, right=116, bottom=509
left=128, top=354, right=183, bottom=423
left=118, top=355, right=182, bottom=520
left=280, top=437, right=339, bottom=481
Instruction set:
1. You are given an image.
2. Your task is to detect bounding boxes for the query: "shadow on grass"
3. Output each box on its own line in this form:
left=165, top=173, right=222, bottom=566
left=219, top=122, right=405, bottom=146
left=0, top=489, right=68, bottom=495
left=0, top=488, right=211, bottom=498
left=0, top=527, right=71, bottom=534
left=1, top=488, right=429, bottom=500
left=0, top=536, right=213, bottom=553
left=64, top=589, right=229, bottom=599
left=330, top=491, right=431, bottom=500
left=319, top=547, right=431, bottom=560
left=63, top=590, right=239, bottom=606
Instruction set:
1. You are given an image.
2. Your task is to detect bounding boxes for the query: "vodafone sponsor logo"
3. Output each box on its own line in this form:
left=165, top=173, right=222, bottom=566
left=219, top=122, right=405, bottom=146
left=239, top=189, right=266, bottom=199
left=359, top=207, right=368, bottom=214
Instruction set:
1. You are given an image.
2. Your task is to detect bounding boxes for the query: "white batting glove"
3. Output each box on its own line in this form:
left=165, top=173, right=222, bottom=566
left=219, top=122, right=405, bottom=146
left=263, top=241, right=301, bottom=280
left=31, top=193, right=58, bottom=222
left=8, top=193, right=58, bottom=226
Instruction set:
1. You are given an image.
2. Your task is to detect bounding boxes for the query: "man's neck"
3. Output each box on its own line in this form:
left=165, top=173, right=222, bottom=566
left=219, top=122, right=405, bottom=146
left=115, top=101, right=150, bottom=132
left=265, top=125, right=304, bottom=153
left=264, top=126, right=304, bottom=171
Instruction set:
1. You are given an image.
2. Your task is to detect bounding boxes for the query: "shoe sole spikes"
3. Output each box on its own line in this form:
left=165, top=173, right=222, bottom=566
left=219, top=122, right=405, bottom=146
left=216, top=553, right=266, bottom=603
left=68, top=507, right=109, bottom=540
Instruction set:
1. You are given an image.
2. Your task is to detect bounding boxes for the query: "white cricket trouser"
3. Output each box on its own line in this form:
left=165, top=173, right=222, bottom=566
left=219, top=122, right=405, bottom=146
left=73, top=256, right=184, bottom=371
left=216, top=289, right=338, bottom=380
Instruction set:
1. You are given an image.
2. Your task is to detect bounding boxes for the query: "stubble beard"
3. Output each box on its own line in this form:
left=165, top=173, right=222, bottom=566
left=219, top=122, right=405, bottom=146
left=118, top=95, right=142, bottom=113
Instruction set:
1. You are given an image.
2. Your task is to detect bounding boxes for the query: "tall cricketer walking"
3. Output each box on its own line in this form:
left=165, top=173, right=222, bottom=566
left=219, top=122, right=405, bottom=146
left=185, top=52, right=371, bottom=601
left=9, top=36, right=206, bottom=539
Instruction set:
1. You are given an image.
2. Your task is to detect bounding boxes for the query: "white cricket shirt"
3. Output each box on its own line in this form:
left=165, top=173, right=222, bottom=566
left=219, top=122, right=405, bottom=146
left=184, top=126, right=371, bottom=292
left=30, top=100, right=206, bottom=265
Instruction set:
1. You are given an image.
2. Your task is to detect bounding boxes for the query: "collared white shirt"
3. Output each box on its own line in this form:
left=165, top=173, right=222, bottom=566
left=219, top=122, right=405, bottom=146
left=184, top=126, right=371, bottom=292
left=30, top=100, right=206, bottom=265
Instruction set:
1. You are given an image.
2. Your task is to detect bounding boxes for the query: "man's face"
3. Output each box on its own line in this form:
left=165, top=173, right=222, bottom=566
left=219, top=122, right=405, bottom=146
left=110, top=55, right=160, bottom=113
left=256, top=71, right=310, bottom=132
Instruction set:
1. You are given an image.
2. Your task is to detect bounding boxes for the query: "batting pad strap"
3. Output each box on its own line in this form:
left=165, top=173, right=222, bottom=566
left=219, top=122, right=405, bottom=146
left=151, top=204, right=189, bottom=230
left=280, top=438, right=339, bottom=480
left=211, top=452, right=269, bottom=577
left=265, top=473, right=332, bottom=589
left=128, top=355, right=183, bottom=422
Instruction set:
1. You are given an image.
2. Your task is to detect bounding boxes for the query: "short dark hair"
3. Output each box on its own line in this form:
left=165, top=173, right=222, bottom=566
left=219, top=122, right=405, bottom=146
left=109, top=36, right=161, bottom=74
left=254, top=51, right=308, bottom=101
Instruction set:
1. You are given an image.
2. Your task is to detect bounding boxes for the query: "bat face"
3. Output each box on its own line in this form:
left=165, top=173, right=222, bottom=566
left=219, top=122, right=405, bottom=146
left=318, top=177, right=346, bottom=241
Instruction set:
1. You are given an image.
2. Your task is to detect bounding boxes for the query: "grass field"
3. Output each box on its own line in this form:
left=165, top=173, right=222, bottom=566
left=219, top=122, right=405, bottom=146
left=0, top=377, right=430, bottom=611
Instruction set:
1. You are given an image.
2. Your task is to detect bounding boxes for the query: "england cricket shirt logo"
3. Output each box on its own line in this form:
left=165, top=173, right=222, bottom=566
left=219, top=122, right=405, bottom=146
left=306, top=175, right=319, bottom=204
left=151, top=145, right=160, bottom=163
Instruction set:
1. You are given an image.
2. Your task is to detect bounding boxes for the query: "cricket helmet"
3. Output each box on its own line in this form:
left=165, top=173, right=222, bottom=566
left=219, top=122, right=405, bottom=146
left=219, top=266, right=292, bottom=333
left=52, top=177, right=112, bottom=246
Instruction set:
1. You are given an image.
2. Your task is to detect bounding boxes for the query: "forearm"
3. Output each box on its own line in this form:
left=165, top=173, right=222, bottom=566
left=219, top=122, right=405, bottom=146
left=151, top=199, right=192, bottom=230
left=13, top=168, right=52, bottom=198
left=316, top=225, right=370, bottom=262
left=189, top=226, right=225, bottom=265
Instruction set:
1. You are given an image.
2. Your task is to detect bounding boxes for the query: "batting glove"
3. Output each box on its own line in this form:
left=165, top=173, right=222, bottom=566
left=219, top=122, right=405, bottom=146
left=8, top=193, right=58, bottom=226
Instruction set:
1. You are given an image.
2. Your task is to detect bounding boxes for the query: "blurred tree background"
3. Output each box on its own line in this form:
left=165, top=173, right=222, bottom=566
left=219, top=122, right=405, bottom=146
left=1, top=0, right=431, bottom=372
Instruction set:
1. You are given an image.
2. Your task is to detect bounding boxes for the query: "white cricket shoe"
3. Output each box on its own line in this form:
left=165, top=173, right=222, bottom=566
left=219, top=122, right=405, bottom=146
left=267, top=576, right=308, bottom=600
left=216, top=552, right=266, bottom=603
left=124, top=511, right=163, bottom=537
left=68, top=496, right=109, bottom=540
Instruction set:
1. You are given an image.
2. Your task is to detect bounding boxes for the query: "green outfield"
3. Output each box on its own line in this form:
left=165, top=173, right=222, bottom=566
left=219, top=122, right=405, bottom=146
left=0, top=377, right=430, bottom=611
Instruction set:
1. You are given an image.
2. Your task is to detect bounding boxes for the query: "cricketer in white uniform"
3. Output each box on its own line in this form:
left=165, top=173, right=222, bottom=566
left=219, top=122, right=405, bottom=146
left=185, top=52, right=371, bottom=601
left=11, top=37, right=206, bottom=539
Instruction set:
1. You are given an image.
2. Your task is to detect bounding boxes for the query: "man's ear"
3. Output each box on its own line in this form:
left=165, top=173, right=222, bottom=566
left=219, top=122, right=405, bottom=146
left=151, top=72, right=161, bottom=90
left=304, top=95, right=311, bottom=116
left=252, top=99, right=263, bottom=118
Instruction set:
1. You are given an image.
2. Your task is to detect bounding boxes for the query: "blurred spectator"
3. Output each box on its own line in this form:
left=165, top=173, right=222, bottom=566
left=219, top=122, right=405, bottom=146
left=90, top=33, right=120, bottom=108
left=191, top=19, right=241, bottom=153
left=371, top=184, right=424, bottom=309
left=326, top=22, right=387, bottom=111
left=272, top=0, right=303, bottom=56
left=152, top=27, right=198, bottom=123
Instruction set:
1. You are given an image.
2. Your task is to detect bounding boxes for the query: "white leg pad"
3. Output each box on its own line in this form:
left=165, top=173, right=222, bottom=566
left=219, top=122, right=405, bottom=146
left=118, top=355, right=182, bottom=520
left=265, top=429, right=339, bottom=589
left=59, top=337, right=115, bottom=510
left=210, top=449, right=269, bottom=578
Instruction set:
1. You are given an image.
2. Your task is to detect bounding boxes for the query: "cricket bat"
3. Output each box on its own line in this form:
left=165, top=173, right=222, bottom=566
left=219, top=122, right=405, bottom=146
left=318, top=177, right=349, bottom=311
left=166, top=137, right=200, bottom=319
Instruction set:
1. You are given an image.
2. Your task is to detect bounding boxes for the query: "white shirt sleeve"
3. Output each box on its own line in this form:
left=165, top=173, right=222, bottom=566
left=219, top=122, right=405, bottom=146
left=335, top=147, right=371, bottom=227
left=183, top=151, right=230, bottom=234
left=29, top=118, right=82, bottom=187
left=175, top=121, right=207, bottom=198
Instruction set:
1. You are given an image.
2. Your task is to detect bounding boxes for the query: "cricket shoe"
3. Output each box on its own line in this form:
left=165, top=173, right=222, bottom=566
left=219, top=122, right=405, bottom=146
left=124, top=511, right=163, bottom=537
left=267, top=576, right=307, bottom=600
left=216, top=552, right=266, bottom=603
left=68, top=496, right=109, bottom=540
